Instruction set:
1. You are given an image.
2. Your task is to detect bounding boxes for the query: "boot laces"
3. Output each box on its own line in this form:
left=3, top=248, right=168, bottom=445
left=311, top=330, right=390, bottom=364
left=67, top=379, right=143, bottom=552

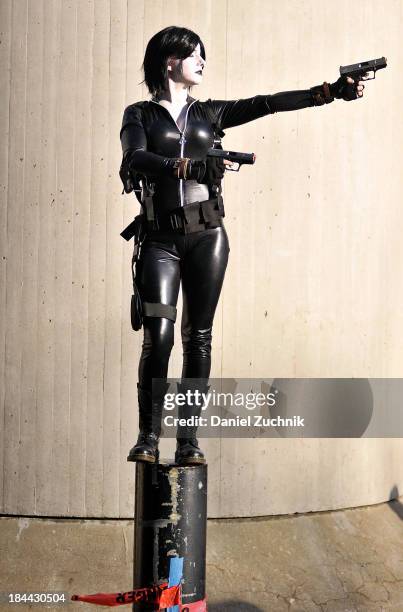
left=137, top=431, right=159, bottom=444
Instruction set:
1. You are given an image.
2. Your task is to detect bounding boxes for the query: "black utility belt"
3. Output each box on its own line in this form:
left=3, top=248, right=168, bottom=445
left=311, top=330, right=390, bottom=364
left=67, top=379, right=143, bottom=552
left=121, top=197, right=225, bottom=242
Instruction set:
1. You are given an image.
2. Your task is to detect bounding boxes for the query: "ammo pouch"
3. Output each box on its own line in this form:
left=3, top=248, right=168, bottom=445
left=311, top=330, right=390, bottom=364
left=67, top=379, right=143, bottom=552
left=164, top=196, right=225, bottom=233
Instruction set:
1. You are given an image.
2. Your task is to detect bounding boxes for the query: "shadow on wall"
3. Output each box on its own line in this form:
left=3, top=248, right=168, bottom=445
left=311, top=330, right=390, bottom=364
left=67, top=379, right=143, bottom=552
left=388, top=485, right=403, bottom=520
left=208, top=603, right=264, bottom=611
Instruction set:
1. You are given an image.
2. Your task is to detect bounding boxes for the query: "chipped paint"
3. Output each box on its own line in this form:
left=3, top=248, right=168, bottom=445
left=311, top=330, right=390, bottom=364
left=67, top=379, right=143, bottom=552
left=168, top=467, right=182, bottom=524
left=140, top=468, right=183, bottom=583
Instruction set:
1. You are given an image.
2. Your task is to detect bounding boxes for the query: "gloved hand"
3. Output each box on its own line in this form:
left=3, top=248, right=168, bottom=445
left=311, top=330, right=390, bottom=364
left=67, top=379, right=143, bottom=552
left=168, top=156, right=226, bottom=185
left=168, top=158, right=206, bottom=181
left=329, top=75, right=365, bottom=101
left=197, top=156, right=226, bottom=186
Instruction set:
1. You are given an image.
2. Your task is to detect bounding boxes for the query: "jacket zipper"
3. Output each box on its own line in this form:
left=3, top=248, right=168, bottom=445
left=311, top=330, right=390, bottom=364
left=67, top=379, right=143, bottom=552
left=150, top=98, right=197, bottom=207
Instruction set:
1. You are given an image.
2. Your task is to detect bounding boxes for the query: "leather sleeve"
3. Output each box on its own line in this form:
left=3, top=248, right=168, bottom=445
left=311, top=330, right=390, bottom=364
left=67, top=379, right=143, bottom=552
left=120, top=104, right=174, bottom=178
left=206, top=89, right=319, bottom=130
left=120, top=104, right=147, bottom=153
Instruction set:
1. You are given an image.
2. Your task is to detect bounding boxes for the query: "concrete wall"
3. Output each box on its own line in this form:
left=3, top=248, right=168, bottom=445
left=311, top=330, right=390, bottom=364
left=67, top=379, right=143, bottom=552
left=0, top=0, right=402, bottom=519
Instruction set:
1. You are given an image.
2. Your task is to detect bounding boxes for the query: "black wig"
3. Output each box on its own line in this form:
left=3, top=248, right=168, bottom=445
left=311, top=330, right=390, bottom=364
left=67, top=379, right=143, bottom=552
left=142, top=26, right=206, bottom=97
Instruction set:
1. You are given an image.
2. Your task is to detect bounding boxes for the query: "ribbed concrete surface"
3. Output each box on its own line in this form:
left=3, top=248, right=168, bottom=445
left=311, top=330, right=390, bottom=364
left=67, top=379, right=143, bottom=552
left=2, top=498, right=403, bottom=611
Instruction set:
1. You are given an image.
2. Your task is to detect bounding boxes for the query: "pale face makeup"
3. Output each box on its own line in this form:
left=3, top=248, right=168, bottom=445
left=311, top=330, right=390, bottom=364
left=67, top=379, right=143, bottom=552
left=167, top=43, right=206, bottom=88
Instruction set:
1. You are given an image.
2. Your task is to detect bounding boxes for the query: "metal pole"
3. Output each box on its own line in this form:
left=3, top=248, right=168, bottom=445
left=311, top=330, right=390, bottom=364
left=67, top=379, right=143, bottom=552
left=133, top=461, right=208, bottom=611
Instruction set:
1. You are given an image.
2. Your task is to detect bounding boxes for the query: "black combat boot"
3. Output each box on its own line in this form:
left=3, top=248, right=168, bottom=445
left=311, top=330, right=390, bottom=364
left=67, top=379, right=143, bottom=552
left=127, top=383, right=169, bottom=463
left=174, top=381, right=208, bottom=466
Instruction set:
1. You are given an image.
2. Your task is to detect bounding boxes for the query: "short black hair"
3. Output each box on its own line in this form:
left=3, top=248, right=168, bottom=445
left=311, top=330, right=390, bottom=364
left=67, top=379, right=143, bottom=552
left=142, top=26, right=206, bottom=97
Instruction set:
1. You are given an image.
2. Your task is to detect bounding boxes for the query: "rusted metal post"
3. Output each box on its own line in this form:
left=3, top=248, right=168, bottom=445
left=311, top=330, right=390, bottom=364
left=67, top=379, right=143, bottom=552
left=133, top=461, right=208, bottom=611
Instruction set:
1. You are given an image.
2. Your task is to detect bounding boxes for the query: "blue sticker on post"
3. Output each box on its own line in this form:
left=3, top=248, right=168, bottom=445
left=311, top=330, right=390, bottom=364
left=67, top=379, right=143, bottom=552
left=167, top=556, right=183, bottom=612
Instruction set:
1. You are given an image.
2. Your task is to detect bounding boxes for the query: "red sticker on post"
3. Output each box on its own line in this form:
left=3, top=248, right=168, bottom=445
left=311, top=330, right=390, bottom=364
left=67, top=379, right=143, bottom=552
left=180, top=599, right=207, bottom=612
left=71, top=583, right=177, bottom=607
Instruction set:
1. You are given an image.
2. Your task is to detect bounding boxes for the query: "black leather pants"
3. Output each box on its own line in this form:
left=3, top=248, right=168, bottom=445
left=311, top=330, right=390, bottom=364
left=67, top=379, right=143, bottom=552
left=136, top=224, right=230, bottom=391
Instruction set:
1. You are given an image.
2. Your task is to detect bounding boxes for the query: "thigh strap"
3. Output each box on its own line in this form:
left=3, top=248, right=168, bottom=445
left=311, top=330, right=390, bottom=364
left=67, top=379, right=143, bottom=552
left=142, top=302, right=177, bottom=322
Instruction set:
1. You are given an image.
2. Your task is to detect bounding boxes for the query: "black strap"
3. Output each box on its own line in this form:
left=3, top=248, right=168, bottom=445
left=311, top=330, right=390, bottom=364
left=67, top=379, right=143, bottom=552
left=144, top=194, right=155, bottom=222
left=142, top=302, right=177, bottom=322
left=200, top=199, right=220, bottom=224
left=143, top=181, right=156, bottom=222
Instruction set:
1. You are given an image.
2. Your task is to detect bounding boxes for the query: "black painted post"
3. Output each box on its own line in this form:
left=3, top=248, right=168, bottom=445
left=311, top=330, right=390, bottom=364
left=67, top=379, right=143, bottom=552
left=133, top=461, right=208, bottom=611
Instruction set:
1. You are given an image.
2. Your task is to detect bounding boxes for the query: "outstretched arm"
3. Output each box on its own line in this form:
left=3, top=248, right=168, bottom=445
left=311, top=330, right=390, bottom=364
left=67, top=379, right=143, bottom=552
left=207, top=76, right=365, bottom=130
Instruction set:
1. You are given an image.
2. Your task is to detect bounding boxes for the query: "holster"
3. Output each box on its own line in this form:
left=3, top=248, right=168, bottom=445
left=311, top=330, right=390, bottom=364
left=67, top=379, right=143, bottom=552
left=123, top=212, right=178, bottom=331
left=131, top=281, right=143, bottom=332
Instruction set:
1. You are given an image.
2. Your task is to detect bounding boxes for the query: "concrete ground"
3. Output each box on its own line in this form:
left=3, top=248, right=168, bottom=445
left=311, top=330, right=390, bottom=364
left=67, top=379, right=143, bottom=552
left=1, top=499, right=403, bottom=611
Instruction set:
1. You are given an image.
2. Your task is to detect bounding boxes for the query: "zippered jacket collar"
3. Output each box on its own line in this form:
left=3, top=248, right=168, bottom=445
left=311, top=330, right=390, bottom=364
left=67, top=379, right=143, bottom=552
left=151, top=94, right=198, bottom=104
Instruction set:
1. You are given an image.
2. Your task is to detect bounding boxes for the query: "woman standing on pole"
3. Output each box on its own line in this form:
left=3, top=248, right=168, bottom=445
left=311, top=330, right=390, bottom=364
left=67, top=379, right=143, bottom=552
left=119, top=26, right=364, bottom=466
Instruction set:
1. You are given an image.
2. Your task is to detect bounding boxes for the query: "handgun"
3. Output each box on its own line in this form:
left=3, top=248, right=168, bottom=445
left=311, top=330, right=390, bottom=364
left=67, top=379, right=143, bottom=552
left=207, top=148, right=256, bottom=172
left=339, top=56, right=387, bottom=81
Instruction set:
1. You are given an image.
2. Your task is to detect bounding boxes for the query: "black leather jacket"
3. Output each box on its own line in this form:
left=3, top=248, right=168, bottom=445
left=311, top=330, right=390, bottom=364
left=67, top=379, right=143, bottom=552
left=120, top=87, right=328, bottom=217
